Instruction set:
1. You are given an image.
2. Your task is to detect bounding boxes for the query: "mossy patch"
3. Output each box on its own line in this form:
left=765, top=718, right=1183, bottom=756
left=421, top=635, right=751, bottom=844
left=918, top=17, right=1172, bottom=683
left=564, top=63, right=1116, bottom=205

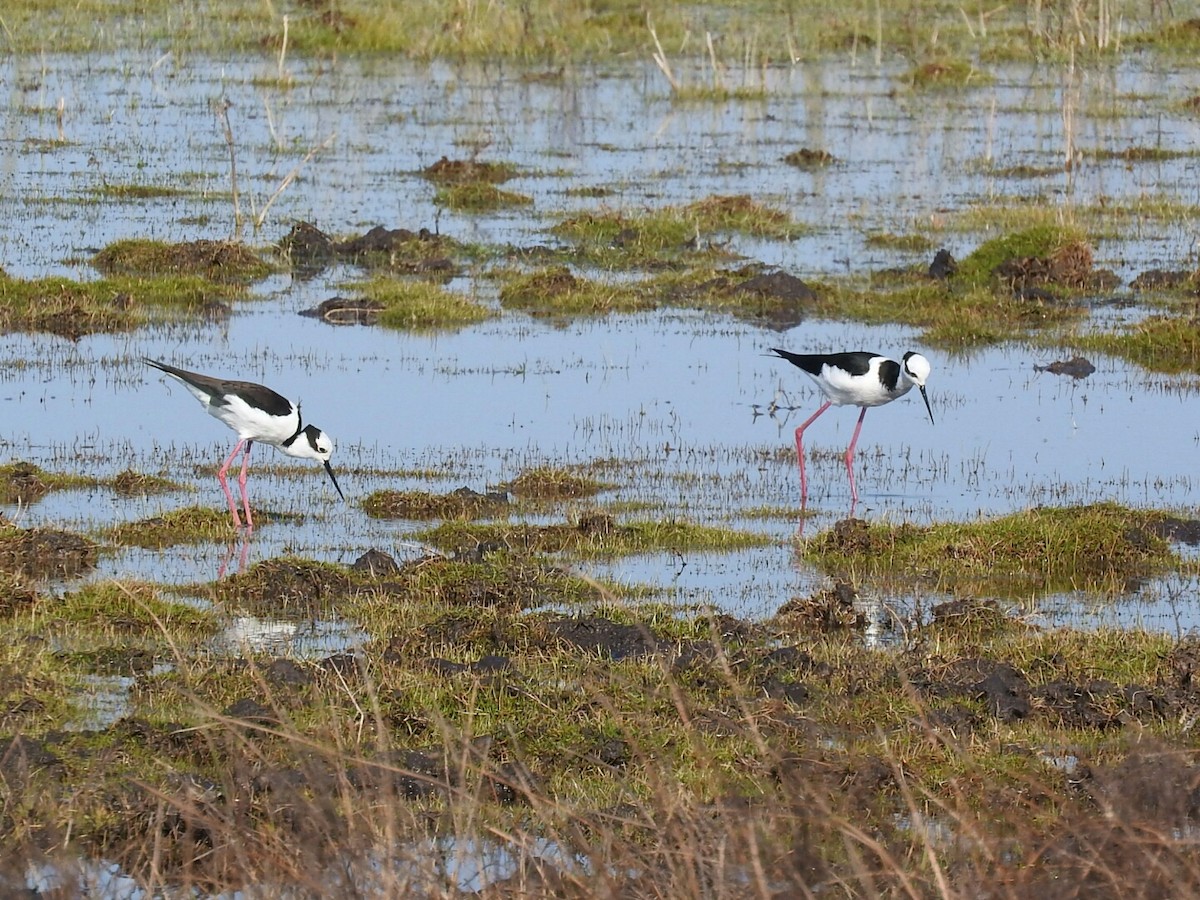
left=864, top=231, right=935, bottom=252
left=92, top=239, right=273, bottom=282
left=804, top=503, right=1178, bottom=596
left=361, top=487, right=510, bottom=521
left=0, top=570, right=38, bottom=617
left=91, top=183, right=189, bottom=200
left=810, top=276, right=1084, bottom=349
left=356, top=277, right=494, bottom=330
left=0, top=271, right=246, bottom=337
left=434, top=182, right=533, bottom=211
left=105, top=507, right=238, bottom=549
left=347, top=553, right=607, bottom=624
left=415, top=512, right=770, bottom=558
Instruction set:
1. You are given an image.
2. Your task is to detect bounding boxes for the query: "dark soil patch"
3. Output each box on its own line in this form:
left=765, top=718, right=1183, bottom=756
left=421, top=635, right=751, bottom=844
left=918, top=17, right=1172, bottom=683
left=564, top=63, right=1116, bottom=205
left=280, top=221, right=459, bottom=275
left=298, top=296, right=386, bottom=325
left=112, top=469, right=179, bottom=496
left=0, top=526, right=97, bottom=579
left=917, top=655, right=1183, bottom=729
left=928, top=248, right=957, bottom=279
left=812, top=517, right=898, bottom=556
left=1131, top=269, right=1199, bottom=292
left=734, top=270, right=816, bottom=304
left=1034, top=355, right=1096, bottom=379
left=385, top=553, right=590, bottom=610
left=349, top=548, right=401, bottom=577
left=0, top=735, right=63, bottom=790
left=543, top=616, right=660, bottom=660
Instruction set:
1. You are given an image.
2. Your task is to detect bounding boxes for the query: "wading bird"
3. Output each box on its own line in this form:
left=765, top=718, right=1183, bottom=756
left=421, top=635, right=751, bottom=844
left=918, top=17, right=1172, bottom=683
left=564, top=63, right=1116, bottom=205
left=144, top=358, right=344, bottom=529
left=770, top=349, right=933, bottom=503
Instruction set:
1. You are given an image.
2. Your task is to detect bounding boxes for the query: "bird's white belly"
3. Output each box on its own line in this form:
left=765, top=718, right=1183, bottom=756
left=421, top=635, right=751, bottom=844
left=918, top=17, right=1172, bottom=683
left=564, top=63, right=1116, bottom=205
left=208, top=397, right=301, bottom=445
left=810, top=368, right=911, bottom=408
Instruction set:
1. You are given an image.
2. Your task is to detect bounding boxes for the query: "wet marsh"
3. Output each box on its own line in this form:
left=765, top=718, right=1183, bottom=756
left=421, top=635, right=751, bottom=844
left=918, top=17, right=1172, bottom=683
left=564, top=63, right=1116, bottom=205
left=7, top=12, right=1200, bottom=896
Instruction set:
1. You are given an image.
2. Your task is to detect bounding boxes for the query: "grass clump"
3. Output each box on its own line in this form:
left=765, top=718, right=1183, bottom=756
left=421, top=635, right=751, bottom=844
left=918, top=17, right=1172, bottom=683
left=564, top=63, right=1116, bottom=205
left=804, top=503, right=1178, bottom=595
left=813, top=277, right=1084, bottom=349
left=210, top=556, right=353, bottom=618
left=782, top=148, right=835, bottom=168
left=91, top=183, right=188, bottom=200
left=50, top=581, right=215, bottom=636
left=415, top=512, right=770, bottom=558
left=435, top=182, right=533, bottom=212
left=361, top=487, right=509, bottom=521
left=92, top=239, right=273, bottom=282
left=112, top=469, right=184, bottom=496
left=105, top=507, right=237, bottom=549
left=907, top=58, right=989, bottom=88
left=552, top=195, right=802, bottom=267
left=423, top=157, right=520, bottom=184
left=0, top=271, right=246, bottom=337
left=864, top=231, right=935, bottom=252
left=1073, top=315, right=1200, bottom=374
left=500, top=466, right=610, bottom=500
left=0, top=461, right=94, bottom=504
left=358, top=277, right=493, bottom=330
left=0, top=522, right=97, bottom=579
left=499, top=267, right=652, bottom=315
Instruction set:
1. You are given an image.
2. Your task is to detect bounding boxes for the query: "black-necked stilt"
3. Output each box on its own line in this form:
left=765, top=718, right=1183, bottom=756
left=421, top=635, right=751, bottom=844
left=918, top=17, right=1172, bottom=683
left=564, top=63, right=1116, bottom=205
left=144, top=358, right=344, bottom=529
left=770, top=349, right=934, bottom=503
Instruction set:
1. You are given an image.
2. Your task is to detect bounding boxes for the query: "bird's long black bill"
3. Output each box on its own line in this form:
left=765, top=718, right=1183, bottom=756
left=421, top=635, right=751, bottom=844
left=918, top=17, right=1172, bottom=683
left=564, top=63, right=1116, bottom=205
left=324, top=461, right=346, bottom=501
left=919, top=386, right=934, bottom=425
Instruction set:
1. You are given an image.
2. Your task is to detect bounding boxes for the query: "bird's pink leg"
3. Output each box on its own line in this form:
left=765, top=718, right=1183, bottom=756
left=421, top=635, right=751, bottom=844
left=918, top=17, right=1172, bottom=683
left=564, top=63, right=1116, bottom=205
left=842, top=407, right=868, bottom=504
left=237, top=440, right=255, bottom=531
left=217, top=440, right=248, bottom=528
left=793, top=400, right=832, bottom=502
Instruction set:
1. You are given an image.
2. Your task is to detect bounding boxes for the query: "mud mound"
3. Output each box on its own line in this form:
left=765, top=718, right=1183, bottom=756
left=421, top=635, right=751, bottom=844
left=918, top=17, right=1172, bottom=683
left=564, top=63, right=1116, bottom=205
left=776, top=580, right=865, bottom=631
left=362, top=486, right=509, bottom=520
left=213, top=558, right=352, bottom=616
left=0, top=462, right=51, bottom=504
left=423, top=157, right=516, bottom=184
left=0, top=526, right=96, bottom=579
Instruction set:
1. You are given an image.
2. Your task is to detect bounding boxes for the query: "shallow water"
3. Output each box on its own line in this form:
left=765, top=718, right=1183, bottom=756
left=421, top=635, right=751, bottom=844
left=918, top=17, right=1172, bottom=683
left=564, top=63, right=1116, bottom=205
left=3, top=53, right=1200, bottom=643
